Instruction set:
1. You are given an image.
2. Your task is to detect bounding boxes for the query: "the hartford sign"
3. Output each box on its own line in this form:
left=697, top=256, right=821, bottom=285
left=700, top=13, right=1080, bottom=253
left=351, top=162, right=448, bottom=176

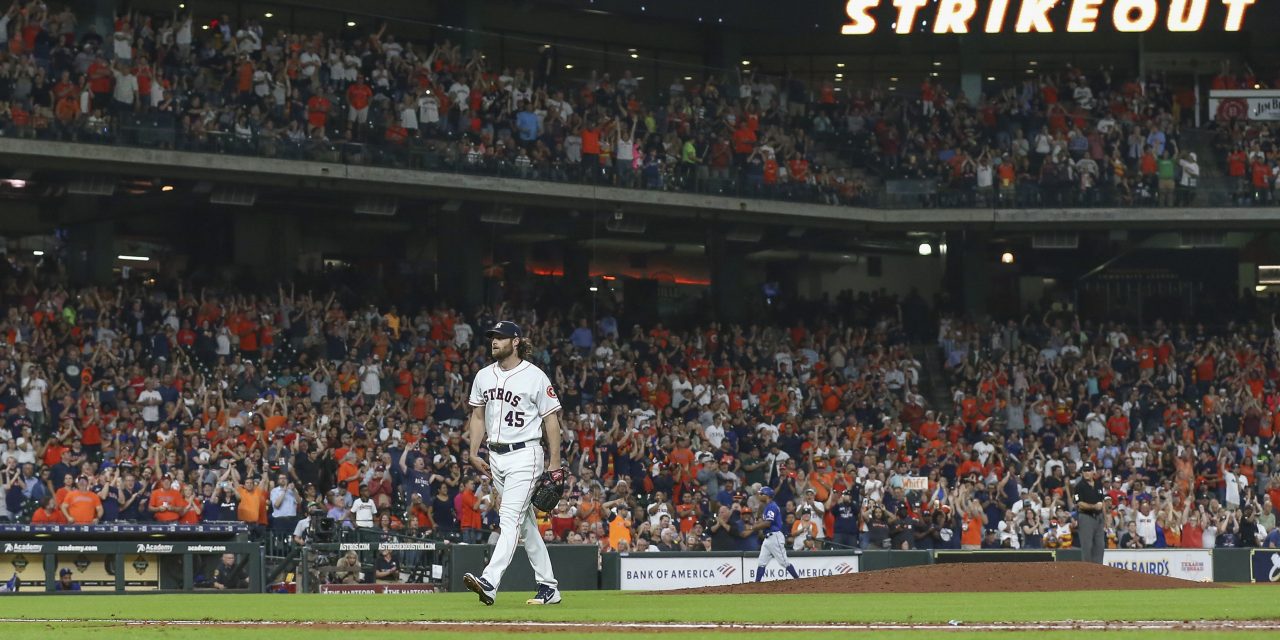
left=842, top=0, right=1258, bottom=35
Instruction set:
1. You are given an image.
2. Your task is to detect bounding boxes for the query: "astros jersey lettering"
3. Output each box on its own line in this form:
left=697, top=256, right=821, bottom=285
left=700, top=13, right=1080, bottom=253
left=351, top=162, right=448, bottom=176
left=469, top=361, right=561, bottom=444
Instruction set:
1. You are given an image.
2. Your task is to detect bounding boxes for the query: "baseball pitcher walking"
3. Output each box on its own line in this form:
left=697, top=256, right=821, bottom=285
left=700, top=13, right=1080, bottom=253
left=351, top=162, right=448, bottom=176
left=463, top=321, right=564, bottom=606
left=752, top=486, right=801, bottom=581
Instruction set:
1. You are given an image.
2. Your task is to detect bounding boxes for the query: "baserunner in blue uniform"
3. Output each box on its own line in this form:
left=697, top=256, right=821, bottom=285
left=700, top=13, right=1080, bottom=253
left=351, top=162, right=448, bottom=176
left=751, top=486, right=801, bottom=581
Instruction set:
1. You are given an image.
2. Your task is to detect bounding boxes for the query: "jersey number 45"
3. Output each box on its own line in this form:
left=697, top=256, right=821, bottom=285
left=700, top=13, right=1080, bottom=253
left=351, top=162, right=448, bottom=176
left=504, top=411, right=526, bottom=428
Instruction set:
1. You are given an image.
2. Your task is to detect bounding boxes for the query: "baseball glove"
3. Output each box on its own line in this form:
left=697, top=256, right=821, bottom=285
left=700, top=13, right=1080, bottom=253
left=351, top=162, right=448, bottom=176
left=530, top=468, right=567, bottom=513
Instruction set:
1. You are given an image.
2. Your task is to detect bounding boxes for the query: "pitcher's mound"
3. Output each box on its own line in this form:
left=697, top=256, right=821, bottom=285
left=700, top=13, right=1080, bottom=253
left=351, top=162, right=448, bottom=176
left=662, top=562, right=1225, bottom=595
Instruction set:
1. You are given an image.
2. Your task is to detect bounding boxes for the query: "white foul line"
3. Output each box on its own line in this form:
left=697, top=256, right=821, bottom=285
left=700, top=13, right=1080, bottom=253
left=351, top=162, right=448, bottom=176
left=1, top=619, right=1280, bottom=631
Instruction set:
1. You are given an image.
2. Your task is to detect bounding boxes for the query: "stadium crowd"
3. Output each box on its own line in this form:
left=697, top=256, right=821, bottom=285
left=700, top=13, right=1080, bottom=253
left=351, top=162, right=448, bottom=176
left=1, top=2, right=1274, bottom=208
left=1, top=248, right=1278, bottom=565
left=937, top=309, right=1280, bottom=551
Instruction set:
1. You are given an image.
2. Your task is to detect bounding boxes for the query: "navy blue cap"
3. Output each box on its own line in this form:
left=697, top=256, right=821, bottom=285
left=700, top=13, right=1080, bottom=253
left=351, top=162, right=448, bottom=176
left=485, top=321, right=523, bottom=339
left=60, top=568, right=73, bottom=576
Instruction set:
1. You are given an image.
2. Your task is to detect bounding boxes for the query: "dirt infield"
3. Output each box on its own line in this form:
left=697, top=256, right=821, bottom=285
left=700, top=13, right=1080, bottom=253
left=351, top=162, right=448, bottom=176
left=663, top=562, right=1227, bottom=595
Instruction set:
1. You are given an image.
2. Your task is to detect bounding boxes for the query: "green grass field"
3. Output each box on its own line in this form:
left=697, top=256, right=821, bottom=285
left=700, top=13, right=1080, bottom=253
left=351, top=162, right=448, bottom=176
left=1, top=587, right=1277, bottom=639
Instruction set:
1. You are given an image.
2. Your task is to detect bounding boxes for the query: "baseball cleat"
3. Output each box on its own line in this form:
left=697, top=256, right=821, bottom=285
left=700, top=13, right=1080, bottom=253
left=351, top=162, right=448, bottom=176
left=463, top=573, right=496, bottom=606
left=525, top=583, right=561, bottom=605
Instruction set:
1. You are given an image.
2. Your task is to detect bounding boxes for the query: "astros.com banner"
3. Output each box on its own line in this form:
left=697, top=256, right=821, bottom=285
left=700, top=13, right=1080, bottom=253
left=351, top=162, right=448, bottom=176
left=618, top=554, right=860, bottom=591
left=842, top=0, right=1258, bottom=35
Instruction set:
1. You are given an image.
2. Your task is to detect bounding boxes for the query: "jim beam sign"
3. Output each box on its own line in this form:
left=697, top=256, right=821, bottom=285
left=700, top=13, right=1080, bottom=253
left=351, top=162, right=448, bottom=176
left=842, top=0, right=1258, bottom=35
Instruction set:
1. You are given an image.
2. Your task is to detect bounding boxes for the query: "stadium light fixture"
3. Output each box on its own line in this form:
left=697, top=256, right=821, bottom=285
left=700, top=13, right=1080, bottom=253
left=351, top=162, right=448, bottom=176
left=836, top=63, right=845, bottom=68
left=1001, top=252, right=1015, bottom=264
left=630, top=53, right=638, bottom=59
left=201, top=25, right=208, bottom=30
left=918, top=243, right=932, bottom=256
left=347, top=21, right=356, bottom=27
left=179, top=3, right=185, bottom=8
left=1257, top=285, right=1268, bottom=293
left=987, top=76, right=996, bottom=81
left=161, top=185, right=175, bottom=192
left=741, top=60, right=751, bottom=66
left=264, top=12, right=273, bottom=18
left=890, top=76, right=898, bottom=81
left=932, top=61, right=941, bottom=67
left=32, top=250, right=44, bottom=256
left=683, top=76, right=692, bottom=81
left=565, top=64, right=574, bottom=69
left=118, top=255, right=151, bottom=262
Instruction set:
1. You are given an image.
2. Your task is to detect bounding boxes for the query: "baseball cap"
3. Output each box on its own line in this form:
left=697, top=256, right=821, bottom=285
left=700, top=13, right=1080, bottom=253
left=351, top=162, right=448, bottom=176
left=1081, top=462, right=1096, bottom=472
left=485, top=321, right=523, bottom=339
left=59, top=568, right=73, bottom=577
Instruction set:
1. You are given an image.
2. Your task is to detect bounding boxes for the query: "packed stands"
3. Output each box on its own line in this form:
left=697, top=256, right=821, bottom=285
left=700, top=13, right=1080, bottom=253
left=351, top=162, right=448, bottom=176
left=2, top=3, right=1273, bottom=208
left=936, top=310, right=1280, bottom=552
left=2, top=248, right=1278, bottom=556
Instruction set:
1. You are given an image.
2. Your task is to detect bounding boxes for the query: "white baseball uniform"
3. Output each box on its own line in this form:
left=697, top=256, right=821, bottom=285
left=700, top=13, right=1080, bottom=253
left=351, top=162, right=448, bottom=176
left=469, top=359, right=561, bottom=591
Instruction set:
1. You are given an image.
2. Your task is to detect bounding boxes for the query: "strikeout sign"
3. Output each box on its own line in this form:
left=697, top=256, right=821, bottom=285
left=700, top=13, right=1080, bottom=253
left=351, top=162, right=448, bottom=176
left=841, top=0, right=1257, bottom=35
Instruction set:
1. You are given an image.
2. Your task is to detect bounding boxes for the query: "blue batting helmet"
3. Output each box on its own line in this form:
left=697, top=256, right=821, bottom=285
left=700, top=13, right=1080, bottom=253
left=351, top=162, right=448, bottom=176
left=759, top=486, right=775, bottom=498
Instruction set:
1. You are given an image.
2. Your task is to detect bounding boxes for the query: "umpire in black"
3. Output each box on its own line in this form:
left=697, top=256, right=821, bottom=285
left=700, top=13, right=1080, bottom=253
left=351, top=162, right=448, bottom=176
left=1073, top=462, right=1106, bottom=563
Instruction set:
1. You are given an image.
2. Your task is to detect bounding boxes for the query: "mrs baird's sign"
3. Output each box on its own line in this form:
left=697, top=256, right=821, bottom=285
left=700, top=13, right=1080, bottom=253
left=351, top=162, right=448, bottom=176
left=842, top=0, right=1258, bottom=35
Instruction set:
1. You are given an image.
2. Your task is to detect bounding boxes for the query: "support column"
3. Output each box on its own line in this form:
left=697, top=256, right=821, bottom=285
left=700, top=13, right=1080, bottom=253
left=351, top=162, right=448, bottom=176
left=707, top=229, right=746, bottom=324
left=437, top=214, right=484, bottom=311
left=438, top=1, right=484, bottom=56
left=705, top=31, right=743, bottom=72
left=957, top=36, right=982, bottom=103
left=562, top=241, right=591, bottom=300
left=232, top=212, right=299, bottom=281
left=62, top=195, right=114, bottom=286
left=949, top=231, right=990, bottom=318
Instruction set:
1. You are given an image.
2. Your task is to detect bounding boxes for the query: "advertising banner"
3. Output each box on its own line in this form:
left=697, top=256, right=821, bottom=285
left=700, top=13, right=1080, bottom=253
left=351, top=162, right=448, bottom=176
left=319, top=584, right=438, bottom=594
left=1210, top=91, right=1280, bottom=121
left=747, top=554, right=860, bottom=582
left=1251, top=550, right=1280, bottom=583
left=619, top=554, right=744, bottom=591
left=1104, top=549, right=1213, bottom=582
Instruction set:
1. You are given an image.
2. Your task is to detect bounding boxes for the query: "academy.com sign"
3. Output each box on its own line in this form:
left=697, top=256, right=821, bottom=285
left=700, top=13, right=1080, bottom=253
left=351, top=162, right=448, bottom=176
left=842, top=0, right=1257, bottom=35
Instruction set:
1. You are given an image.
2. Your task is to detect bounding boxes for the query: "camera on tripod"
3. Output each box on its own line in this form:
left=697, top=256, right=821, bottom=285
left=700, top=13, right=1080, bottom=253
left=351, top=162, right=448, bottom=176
left=308, top=508, right=338, bottom=543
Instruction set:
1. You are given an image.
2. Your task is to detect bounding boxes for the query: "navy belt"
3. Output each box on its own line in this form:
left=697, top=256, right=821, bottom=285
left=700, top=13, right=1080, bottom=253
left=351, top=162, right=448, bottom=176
left=489, top=440, right=537, bottom=455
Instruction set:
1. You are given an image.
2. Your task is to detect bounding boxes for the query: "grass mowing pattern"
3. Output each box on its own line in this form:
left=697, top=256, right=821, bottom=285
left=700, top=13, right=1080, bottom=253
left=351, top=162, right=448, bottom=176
left=1, top=586, right=1277, bottom=625
left=0, top=625, right=1279, bottom=640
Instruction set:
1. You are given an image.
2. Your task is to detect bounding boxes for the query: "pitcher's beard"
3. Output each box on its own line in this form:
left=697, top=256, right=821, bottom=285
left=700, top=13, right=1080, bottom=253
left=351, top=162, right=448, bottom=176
left=492, top=343, right=515, bottom=360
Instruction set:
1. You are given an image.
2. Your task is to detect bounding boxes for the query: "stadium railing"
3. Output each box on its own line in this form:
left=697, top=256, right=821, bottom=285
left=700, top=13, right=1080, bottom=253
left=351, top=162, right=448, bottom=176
left=20, top=121, right=1275, bottom=211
